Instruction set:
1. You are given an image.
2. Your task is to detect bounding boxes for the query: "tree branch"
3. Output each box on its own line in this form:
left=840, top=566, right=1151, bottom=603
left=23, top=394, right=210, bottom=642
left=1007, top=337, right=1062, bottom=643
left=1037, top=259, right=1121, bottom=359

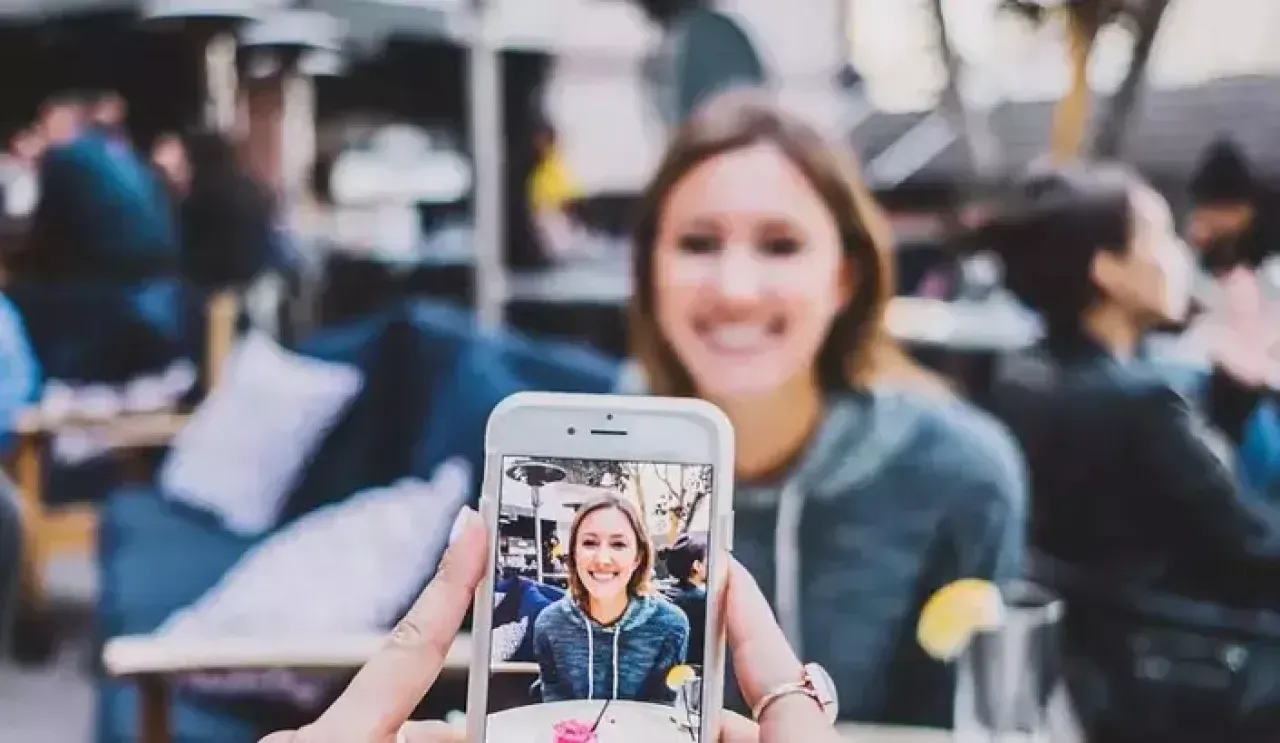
left=929, top=0, right=1003, bottom=181
left=1090, top=0, right=1170, bottom=158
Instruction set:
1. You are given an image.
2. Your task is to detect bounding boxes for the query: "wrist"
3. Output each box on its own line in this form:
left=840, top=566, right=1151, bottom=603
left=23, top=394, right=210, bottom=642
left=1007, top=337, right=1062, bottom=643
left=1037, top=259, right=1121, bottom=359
left=757, top=692, right=824, bottom=724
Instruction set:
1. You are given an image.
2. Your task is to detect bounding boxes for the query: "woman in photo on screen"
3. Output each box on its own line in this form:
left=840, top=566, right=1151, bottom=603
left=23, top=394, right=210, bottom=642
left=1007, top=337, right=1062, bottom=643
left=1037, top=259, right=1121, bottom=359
left=532, top=494, right=691, bottom=704
left=660, top=532, right=708, bottom=667
left=626, top=90, right=1026, bottom=727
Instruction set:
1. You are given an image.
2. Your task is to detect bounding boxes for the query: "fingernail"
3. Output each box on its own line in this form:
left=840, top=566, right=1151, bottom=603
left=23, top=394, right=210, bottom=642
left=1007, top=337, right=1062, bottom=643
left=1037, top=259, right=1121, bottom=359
left=448, top=505, right=475, bottom=547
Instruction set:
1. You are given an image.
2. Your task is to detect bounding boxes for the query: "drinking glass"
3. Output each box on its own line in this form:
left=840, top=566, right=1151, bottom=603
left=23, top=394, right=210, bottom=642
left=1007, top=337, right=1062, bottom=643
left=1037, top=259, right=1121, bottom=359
left=953, top=581, right=1064, bottom=743
left=674, top=676, right=703, bottom=734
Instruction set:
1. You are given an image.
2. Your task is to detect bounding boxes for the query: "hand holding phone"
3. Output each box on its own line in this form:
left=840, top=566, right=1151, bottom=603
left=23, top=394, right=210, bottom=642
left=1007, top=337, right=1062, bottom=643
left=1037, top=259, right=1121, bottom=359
left=468, top=393, right=735, bottom=743
left=256, top=510, right=837, bottom=743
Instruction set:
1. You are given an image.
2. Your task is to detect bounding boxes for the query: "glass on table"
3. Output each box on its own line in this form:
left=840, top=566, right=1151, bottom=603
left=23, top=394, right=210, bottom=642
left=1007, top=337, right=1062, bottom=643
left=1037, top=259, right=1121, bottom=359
left=673, top=675, right=703, bottom=735
left=953, top=581, right=1064, bottom=743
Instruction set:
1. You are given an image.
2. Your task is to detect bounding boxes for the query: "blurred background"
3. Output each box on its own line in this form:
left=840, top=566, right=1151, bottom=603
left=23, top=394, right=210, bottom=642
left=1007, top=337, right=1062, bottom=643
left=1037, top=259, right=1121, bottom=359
left=1, top=0, right=1278, bottom=741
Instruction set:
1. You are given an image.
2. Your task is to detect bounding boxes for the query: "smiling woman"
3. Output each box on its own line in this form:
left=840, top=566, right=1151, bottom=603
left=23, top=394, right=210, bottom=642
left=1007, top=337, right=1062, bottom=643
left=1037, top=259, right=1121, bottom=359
left=532, top=494, right=692, bottom=705
left=627, top=89, right=1027, bottom=728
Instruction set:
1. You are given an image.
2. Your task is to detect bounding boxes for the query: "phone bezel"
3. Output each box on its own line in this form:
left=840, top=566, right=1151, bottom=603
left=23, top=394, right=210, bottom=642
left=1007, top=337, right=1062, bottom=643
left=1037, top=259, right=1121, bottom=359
left=466, top=391, right=735, bottom=743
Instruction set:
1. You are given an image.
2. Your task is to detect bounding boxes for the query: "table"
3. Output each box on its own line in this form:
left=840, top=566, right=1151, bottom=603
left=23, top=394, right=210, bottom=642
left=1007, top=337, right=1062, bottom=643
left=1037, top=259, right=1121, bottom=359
left=486, top=699, right=691, bottom=743
left=485, top=701, right=950, bottom=742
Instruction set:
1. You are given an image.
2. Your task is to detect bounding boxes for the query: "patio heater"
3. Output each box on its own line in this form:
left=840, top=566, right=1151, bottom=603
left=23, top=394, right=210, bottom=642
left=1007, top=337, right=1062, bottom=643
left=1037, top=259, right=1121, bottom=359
left=505, top=460, right=566, bottom=583
left=238, top=7, right=345, bottom=218
left=141, top=0, right=276, bottom=132
left=238, top=6, right=347, bottom=335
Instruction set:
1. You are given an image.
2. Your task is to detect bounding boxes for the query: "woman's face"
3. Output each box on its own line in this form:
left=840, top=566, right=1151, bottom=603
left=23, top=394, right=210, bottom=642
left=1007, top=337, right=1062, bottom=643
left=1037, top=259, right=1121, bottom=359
left=690, top=558, right=706, bottom=584
left=574, top=507, right=640, bottom=604
left=652, top=143, right=851, bottom=401
left=152, top=137, right=190, bottom=192
left=1108, top=186, right=1197, bottom=324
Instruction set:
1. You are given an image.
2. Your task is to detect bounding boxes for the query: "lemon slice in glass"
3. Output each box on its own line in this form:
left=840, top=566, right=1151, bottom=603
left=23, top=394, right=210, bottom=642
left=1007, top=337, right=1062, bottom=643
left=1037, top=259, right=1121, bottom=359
left=666, top=664, right=697, bottom=691
left=916, top=578, right=1004, bottom=661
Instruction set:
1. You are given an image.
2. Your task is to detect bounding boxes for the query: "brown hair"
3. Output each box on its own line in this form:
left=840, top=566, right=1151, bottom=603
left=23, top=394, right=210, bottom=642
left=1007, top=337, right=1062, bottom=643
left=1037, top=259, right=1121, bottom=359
left=630, top=88, right=942, bottom=396
left=566, top=494, right=655, bottom=610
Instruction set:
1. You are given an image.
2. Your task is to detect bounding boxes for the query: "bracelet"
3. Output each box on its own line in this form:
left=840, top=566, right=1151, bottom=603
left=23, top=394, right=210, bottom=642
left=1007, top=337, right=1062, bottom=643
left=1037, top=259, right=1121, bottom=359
left=750, top=663, right=839, bottom=725
left=752, top=683, right=823, bottom=722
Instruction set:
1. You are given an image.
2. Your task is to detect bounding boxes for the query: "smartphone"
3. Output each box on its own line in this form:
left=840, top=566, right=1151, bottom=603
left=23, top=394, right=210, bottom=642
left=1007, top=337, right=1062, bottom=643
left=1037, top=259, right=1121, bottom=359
left=467, top=392, right=734, bottom=743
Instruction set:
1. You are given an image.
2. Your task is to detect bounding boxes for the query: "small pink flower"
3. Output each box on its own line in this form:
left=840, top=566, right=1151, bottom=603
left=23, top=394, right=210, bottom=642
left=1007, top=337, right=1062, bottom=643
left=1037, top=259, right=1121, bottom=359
left=552, top=719, right=598, bottom=743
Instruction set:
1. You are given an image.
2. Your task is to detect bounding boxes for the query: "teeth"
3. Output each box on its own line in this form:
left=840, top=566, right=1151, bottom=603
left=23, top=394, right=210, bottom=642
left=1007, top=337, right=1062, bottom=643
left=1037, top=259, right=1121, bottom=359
left=705, top=325, right=771, bottom=351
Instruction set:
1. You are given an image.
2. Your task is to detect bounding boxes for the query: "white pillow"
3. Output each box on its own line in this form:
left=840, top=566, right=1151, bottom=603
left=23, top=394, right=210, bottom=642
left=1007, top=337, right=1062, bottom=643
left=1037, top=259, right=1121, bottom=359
left=158, top=459, right=472, bottom=637
left=159, top=331, right=363, bottom=536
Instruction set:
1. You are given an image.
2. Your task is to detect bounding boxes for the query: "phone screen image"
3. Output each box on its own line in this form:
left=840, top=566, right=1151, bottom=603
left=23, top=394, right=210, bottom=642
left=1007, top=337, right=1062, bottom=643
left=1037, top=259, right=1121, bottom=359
left=486, top=455, right=715, bottom=742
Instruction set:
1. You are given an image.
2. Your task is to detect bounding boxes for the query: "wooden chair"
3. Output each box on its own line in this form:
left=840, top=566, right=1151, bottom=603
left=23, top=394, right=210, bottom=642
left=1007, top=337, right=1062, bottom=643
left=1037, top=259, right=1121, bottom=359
left=10, top=289, right=241, bottom=656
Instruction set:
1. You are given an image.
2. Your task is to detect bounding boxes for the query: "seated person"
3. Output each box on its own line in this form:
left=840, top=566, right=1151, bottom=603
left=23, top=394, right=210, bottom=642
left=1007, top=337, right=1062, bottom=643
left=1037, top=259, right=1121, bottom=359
left=533, top=495, right=689, bottom=704
left=659, top=532, right=707, bottom=667
left=13, top=94, right=177, bottom=283
left=492, top=568, right=564, bottom=663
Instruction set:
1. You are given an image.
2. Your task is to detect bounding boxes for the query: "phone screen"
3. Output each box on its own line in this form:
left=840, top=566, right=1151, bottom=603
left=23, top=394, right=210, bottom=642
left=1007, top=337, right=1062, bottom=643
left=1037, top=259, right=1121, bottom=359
left=486, top=455, right=715, bottom=742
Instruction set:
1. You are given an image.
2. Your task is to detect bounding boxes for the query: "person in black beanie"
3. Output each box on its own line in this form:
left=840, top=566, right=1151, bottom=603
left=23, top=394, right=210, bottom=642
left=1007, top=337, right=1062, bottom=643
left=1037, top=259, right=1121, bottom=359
left=1187, top=137, right=1276, bottom=274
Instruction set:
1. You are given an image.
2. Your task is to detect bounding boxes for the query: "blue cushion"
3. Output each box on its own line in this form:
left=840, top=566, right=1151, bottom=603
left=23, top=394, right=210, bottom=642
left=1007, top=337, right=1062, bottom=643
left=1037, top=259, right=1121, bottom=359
left=273, top=302, right=476, bottom=525
left=96, top=486, right=276, bottom=743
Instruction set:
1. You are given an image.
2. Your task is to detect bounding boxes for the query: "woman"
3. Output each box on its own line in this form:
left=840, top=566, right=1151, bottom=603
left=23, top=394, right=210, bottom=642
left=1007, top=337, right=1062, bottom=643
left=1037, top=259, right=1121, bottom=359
left=660, top=532, right=708, bottom=666
left=627, top=90, right=1026, bottom=728
left=978, top=163, right=1280, bottom=739
left=532, top=494, right=690, bottom=703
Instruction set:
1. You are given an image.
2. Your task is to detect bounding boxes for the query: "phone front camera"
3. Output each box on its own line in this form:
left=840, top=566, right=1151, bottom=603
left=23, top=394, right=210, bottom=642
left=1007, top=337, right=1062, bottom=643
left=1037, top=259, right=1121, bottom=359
left=567, top=427, right=576, bottom=435
left=606, top=413, right=614, bottom=421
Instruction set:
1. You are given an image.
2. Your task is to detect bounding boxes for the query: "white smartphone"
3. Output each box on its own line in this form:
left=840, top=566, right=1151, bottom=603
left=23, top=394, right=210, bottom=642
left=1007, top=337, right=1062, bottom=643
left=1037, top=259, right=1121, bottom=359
left=466, top=392, right=734, bottom=743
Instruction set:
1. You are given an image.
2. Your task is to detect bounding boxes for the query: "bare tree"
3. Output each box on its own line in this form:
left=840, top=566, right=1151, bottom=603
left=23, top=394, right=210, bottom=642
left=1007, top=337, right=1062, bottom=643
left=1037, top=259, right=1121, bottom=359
left=680, top=466, right=713, bottom=534
left=1091, top=0, right=1171, bottom=158
left=652, top=464, right=686, bottom=542
left=997, top=0, right=1169, bottom=162
left=928, top=0, right=1004, bottom=182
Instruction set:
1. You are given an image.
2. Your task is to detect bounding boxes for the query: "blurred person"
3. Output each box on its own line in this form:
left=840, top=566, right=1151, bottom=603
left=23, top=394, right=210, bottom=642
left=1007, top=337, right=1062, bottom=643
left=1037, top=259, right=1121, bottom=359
left=150, top=131, right=190, bottom=197
left=0, top=126, right=43, bottom=219
left=979, top=162, right=1280, bottom=740
left=178, top=130, right=276, bottom=289
left=9, top=90, right=176, bottom=282
left=528, top=116, right=586, bottom=261
left=532, top=494, right=690, bottom=704
left=629, top=90, right=1025, bottom=727
left=659, top=531, right=708, bottom=666
left=86, top=89, right=128, bottom=142
left=259, top=509, right=845, bottom=743
left=36, top=92, right=85, bottom=148
left=1187, top=138, right=1277, bottom=275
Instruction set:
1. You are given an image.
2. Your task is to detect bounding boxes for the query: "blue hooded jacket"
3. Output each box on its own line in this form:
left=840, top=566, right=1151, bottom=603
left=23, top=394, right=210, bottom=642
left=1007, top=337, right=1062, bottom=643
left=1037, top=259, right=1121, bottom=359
left=533, top=593, right=689, bottom=703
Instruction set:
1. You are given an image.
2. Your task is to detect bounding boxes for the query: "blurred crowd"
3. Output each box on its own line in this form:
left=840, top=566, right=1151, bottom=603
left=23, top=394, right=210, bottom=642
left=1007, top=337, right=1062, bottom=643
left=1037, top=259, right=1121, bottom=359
left=0, top=89, right=281, bottom=291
